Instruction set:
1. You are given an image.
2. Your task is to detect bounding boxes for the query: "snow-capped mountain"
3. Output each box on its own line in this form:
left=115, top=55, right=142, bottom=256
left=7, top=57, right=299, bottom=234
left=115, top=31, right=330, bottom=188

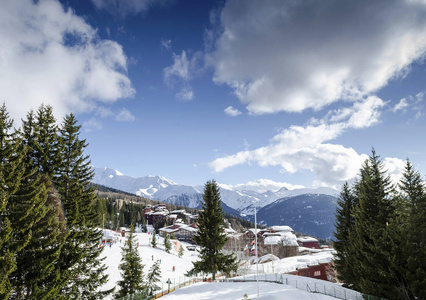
left=93, top=167, right=176, bottom=199
left=93, top=167, right=338, bottom=212
left=92, top=167, right=339, bottom=239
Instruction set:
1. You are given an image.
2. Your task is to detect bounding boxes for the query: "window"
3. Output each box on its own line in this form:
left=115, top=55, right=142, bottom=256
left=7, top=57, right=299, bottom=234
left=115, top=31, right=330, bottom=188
left=314, top=271, right=321, bottom=277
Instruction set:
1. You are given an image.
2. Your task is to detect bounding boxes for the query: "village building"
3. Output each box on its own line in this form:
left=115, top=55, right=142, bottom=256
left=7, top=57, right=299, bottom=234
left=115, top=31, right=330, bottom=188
left=263, top=226, right=299, bottom=258
left=159, top=223, right=198, bottom=243
left=144, top=210, right=168, bottom=225
left=227, top=225, right=299, bottom=258
left=297, top=236, right=321, bottom=249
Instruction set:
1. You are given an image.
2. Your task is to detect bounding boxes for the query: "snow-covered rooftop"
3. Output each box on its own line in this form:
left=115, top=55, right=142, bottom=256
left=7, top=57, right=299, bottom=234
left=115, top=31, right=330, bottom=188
left=297, top=236, right=319, bottom=243
left=270, top=225, right=293, bottom=232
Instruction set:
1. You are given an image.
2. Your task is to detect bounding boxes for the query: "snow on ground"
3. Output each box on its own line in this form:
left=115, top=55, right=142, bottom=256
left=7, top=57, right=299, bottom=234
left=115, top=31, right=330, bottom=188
left=161, top=281, right=336, bottom=300
left=243, top=250, right=335, bottom=275
left=101, top=230, right=199, bottom=299
left=101, top=230, right=353, bottom=300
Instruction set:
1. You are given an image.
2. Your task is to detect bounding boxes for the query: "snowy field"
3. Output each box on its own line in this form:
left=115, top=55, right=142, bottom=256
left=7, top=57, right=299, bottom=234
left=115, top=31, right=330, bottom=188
left=101, top=229, right=200, bottom=299
left=161, top=281, right=337, bottom=300
left=101, top=230, right=357, bottom=300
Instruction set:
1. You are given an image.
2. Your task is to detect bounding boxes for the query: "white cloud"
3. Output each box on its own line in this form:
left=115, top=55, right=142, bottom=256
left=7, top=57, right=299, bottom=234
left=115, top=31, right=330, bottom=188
left=224, top=106, right=242, bottom=116
left=90, top=0, right=165, bottom=18
left=393, top=98, right=409, bottom=112
left=83, top=118, right=103, bottom=131
left=392, top=91, right=424, bottom=117
left=164, top=50, right=203, bottom=101
left=210, top=0, right=426, bottom=114
left=384, top=157, right=406, bottom=185
left=210, top=97, right=398, bottom=188
left=0, top=0, right=135, bottom=123
left=164, top=51, right=192, bottom=82
left=176, top=87, right=194, bottom=101
left=161, top=39, right=172, bottom=50
left=115, top=108, right=135, bottom=122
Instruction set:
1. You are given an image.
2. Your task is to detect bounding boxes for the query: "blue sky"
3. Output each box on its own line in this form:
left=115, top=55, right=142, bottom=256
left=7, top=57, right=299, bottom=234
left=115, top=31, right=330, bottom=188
left=1, top=0, right=426, bottom=190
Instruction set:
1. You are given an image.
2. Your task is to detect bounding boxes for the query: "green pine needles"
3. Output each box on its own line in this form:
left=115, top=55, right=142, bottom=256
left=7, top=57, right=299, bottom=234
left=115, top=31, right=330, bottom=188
left=191, top=180, right=238, bottom=280
left=0, top=104, right=112, bottom=299
left=115, top=225, right=146, bottom=298
left=333, top=150, right=426, bottom=300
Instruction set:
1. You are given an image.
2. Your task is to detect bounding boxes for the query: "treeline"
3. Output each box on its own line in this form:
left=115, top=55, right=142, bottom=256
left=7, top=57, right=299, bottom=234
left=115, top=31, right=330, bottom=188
left=334, top=150, right=425, bottom=300
left=93, top=185, right=255, bottom=233
left=0, top=104, right=112, bottom=299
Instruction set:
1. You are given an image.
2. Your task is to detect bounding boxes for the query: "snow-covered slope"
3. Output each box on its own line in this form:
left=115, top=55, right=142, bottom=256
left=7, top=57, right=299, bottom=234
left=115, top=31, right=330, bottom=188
left=93, top=167, right=176, bottom=198
left=92, top=167, right=338, bottom=215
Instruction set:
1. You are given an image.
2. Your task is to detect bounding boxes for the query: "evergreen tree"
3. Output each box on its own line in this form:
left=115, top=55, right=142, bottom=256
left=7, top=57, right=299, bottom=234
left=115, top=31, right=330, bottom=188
left=115, top=225, right=145, bottom=298
left=146, top=260, right=161, bottom=297
left=164, top=233, right=172, bottom=253
left=397, top=160, right=426, bottom=299
left=192, top=180, right=238, bottom=280
left=21, top=104, right=63, bottom=180
left=57, top=113, right=112, bottom=299
left=1, top=104, right=65, bottom=299
left=10, top=174, right=66, bottom=299
left=349, top=150, right=398, bottom=298
left=178, top=244, right=184, bottom=258
left=0, top=104, right=27, bottom=299
left=151, top=232, right=157, bottom=248
left=333, top=182, right=357, bottom=287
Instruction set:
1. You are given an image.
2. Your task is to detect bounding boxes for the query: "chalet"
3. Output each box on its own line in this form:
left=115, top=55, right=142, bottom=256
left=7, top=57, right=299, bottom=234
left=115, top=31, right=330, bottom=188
left=297, top=236, right=321, bottom=249
left=168, top=214, right=178, bottom=224
left=144, top=210, right=168, bottom=225
left=159, top=223, right=198, bottom=243
left=263, top=226, right=299, bottom=258
left=166, top=209, right=198, bottom=224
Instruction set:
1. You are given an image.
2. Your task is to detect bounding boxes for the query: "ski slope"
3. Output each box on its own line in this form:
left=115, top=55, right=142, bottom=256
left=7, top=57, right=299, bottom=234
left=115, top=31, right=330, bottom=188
left=101, top=230, right=352, bottom=300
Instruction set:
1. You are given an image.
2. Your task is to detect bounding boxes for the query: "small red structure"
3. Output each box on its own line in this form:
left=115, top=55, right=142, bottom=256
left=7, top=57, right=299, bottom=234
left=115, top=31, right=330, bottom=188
left=289, top=262, right=329, bottom=281
left=297, top=236, right=321, bottom=249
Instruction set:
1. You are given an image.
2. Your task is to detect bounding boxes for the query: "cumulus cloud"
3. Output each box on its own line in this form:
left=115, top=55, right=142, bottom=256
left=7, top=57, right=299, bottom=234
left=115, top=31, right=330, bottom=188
left=209, top=96, right=403, bottom=188
left=224, top=106, right=242, bottom=116
left=0, top=0, right=134, bottom=123
left=164, top=50, right=203, bottom=100
left=210, top=0, right=426, bottom=114
left=90, top=0, right=167, bottom=18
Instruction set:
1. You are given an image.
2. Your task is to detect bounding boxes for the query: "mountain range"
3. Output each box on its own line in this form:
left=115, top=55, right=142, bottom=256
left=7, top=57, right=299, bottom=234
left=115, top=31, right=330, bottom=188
left=93, top=167, right=339, bottom=239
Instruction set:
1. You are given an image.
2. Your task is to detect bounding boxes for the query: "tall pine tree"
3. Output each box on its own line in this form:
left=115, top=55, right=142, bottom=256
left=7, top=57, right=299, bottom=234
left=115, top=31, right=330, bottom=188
left=397, top=160, right=426, bottom=299
left=115, top=225, right=145, bottom=298
left=0, top=104, right=27, bottom=299
left=57, top=113, right=112, bottom=299
left=333, top=182, right=357, bottom=287
left=192, top=180, right=237, bottom=280
left=10, top=174, right=66, bottom=299
left=24, top=104, right=63, bottom=180
left=146, top=261, right=161, bottom=297
left=349, top=150, right=398, bottom=298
